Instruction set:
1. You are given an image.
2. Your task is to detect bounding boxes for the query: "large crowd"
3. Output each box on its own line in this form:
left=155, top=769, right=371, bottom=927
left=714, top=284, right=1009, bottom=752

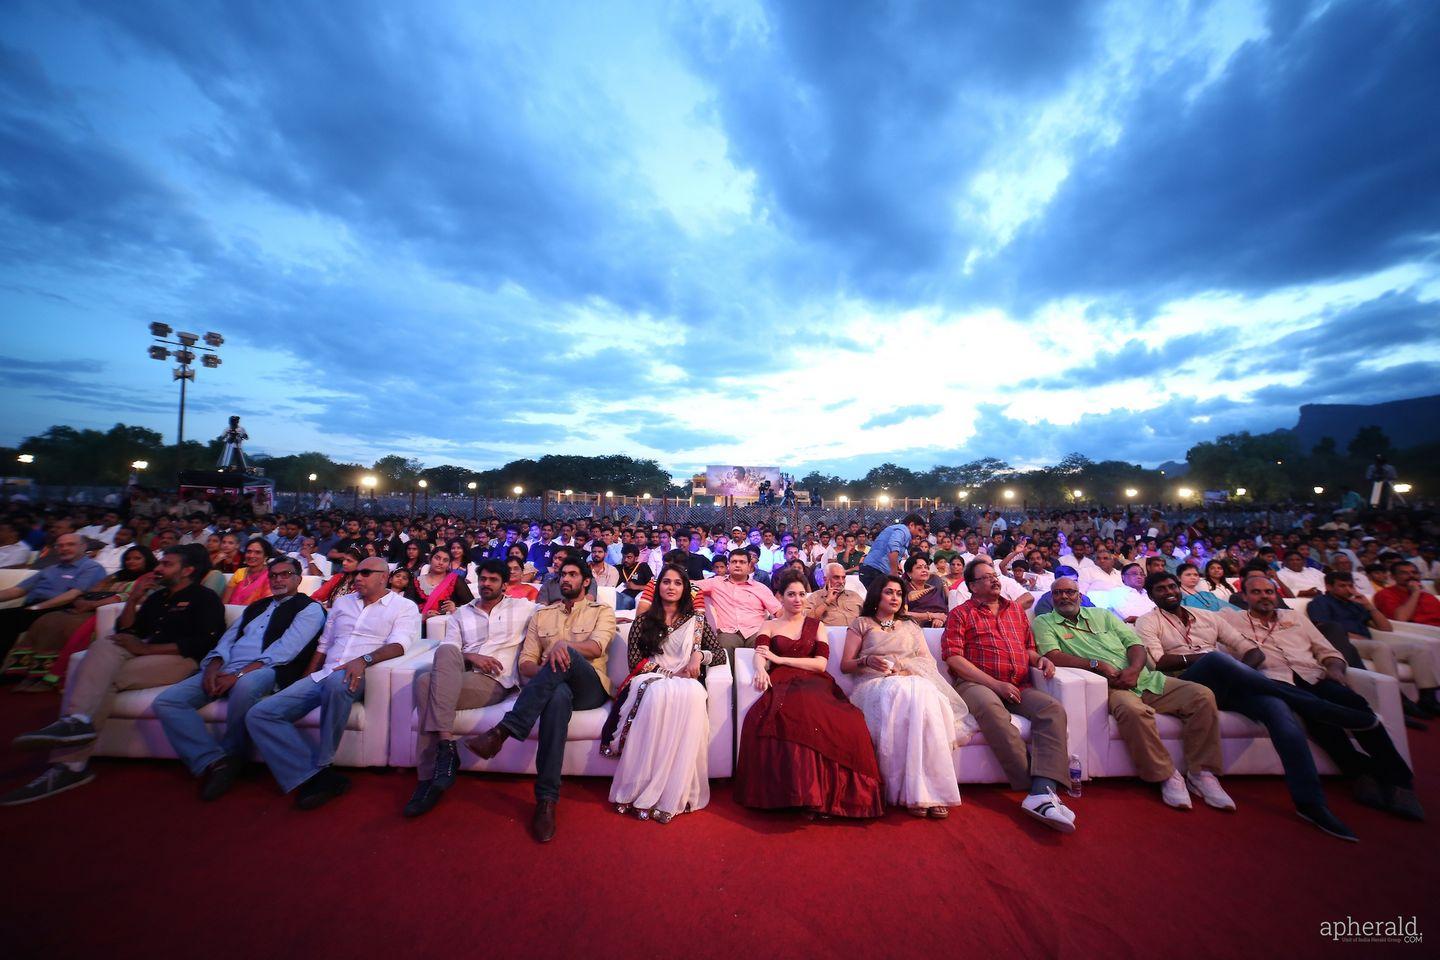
left=1, top=493, right=1437, bottom=844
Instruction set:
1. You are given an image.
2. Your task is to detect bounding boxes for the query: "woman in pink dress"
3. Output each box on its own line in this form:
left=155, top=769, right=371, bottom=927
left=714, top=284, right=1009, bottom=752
left=734, top=569, right=883, bottom=818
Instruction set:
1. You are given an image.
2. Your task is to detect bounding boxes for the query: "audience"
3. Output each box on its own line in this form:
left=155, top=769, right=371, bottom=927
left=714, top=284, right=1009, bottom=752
left=1034, top=576, right=1232, bottom=811
left=943, top=559, right=1075, bottom=832
left=247, top=556, right=418, bottom=810
left=466, top=556, right=615, bottom=842
left=3, top=544, right=224, bottom=805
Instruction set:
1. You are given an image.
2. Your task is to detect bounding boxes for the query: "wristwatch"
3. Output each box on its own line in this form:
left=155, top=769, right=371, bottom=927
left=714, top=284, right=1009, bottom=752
left=362, top=653, right=374, bottom=666
left=1088, top=659, right=1100, bottom=670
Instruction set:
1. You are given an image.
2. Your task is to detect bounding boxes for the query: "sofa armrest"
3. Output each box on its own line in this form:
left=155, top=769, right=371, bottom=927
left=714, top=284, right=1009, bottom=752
left=381, top=639, right=439, bottom=767
left=1029, top=666, right=1095, bottom=779
left=1343, top=667, right=1411, bottom=767
left=704, top=658, right=735, bottom=777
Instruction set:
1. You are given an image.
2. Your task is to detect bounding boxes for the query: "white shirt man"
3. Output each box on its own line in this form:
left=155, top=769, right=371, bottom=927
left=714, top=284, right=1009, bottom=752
left=949, top=574, right=1030, bottom=606
left=757, top=539, right=785, bottom=576
left=1079, top=560, right=1124, bottom=595
left=94, top=538, right=134, bottom=575
left=1276, top=561, right=1326, bottom=597
left=448, top=595, right=534, bottom=691
left=310, top=590, right=419, bottom=682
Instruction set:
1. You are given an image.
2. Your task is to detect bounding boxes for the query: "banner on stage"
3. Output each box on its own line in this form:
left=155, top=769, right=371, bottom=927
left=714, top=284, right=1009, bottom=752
left=705, top=465, right=780, bottom=498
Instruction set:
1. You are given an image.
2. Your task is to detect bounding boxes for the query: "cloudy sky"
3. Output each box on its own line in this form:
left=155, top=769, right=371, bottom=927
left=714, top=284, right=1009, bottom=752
left=2, top=0, right=1437, bottom=482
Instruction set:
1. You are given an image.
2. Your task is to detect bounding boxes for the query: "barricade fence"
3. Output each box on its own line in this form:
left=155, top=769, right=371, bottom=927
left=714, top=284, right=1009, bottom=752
left=9, top=484, right=1316, bottom=532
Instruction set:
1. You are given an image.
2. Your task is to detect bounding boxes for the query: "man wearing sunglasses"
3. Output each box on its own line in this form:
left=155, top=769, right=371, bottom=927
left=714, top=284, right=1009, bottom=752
left=247, top=556, right=419, bottom=809
left=153, top=555, right=327, bottom=801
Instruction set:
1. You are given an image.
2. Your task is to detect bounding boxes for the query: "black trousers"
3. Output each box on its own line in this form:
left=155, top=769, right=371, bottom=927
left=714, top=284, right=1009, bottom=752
left=1294, top=673, right=1413, bottom=789
left=0, top=607, right=46, bottom=660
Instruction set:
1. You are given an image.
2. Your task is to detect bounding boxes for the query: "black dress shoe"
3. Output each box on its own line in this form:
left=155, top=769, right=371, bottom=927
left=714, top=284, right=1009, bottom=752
left=1352, top=774, right=1387, bottom=811
left=403, top=780, right=443, bottom=818
left=1296, top=804, right=1358, bottom=842
left=1388, top=787, right=1425, bottom=822
left=296, top=768, right=351, bottom=810
left=433, top=740, right=459, bottom=791
left=532, top=799, right=557, bottom=843
left=467, top=726, right=509, bottom=760
left=200, top=757, right=239, bottom=802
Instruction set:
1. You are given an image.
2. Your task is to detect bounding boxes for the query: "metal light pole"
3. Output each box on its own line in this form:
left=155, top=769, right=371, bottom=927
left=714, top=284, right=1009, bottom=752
left=147, top=324, right=223, bottom=458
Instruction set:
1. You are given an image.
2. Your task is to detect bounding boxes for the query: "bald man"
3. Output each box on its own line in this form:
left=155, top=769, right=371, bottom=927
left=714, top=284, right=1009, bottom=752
left=0, top=533, right=107, bottom=661
left=247, top=556, right=419, bottom=810
left=804, top=563, right=863, bottom=626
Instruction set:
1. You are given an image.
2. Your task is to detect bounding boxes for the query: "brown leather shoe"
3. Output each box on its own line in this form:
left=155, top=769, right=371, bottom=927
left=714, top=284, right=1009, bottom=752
left=466, top=725, right=509, bottom=760
left=532, top=799, right=557, bottom=843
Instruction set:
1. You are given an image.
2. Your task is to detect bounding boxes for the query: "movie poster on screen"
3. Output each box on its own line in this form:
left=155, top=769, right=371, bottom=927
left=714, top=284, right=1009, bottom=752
left=705, top=466, right=781, bottom=498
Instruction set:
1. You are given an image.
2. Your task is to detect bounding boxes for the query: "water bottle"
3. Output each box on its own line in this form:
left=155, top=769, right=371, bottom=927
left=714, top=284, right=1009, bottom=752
left=1068, top=754, right=1083, bottom=798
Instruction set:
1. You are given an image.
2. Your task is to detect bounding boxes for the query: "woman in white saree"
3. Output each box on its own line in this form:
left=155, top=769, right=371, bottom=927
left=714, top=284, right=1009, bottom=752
left=841, top=574, right=977, bottom=818
left=603, top=564, right=722, bottom=823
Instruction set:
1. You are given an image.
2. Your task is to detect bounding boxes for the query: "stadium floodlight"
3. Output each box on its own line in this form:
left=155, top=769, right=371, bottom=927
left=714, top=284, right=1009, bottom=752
left=201, top=355, right=221, bottom=368
left=203, top=332, right=225, bottom=347
left=131, top=460, right=148, bottom=470
left=149, top=322, right=172, bottom=338
left=148, top=345, right=170, bottom=361
left=956, top=490, right=969, bottom=500
left=17, top=454, right=34, bottom=464
left=1235, top=487, right=1247, bottom=496
left=1002, top=489, right=1015, bottom=500
left=1178, top=487, right=1194, bottom=499
left=1312, top=486, right=1325, bottom=495
left=1395, top=483, right=1413, bottom=494
left=1124, top=488, right=1138, bottom=498
left=176, top=331, right=199, bottom=346
left=1072, top=489, right=1084, bottom=499
left=174, top=349, right=195, bottom=366
left=512, top=485, right=524, bottom=496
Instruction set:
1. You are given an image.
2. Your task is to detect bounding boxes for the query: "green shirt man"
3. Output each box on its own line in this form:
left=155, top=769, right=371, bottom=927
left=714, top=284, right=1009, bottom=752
left=1032, top=606, right=1165, bottom=698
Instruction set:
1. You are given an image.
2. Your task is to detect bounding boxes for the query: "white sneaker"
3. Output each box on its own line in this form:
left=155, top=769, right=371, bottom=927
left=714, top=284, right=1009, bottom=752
left=1021, top=789, right=1076, bottom=833
left=1160, top=771, right=1192, bottom=809
left=1186, top=770, right=1236, bottom=811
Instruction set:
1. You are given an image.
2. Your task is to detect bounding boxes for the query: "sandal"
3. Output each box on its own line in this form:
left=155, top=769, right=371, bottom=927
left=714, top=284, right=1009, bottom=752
left=927, top=806, right=950, bottom=820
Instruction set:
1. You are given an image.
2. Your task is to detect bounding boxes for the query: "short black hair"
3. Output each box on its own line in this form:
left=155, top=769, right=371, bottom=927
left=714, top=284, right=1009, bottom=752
left=1143, top=570, right=1178, bottom=596
left=476, top=558, right=508, bottom=580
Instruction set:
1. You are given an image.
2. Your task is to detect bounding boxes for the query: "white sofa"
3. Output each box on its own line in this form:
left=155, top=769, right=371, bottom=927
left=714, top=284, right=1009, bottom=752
left=1072, top=665, right=1411, bottom=778
left=61, top=602, right=423, bottom=769
left=387, top=618, right=736, bottom=778
left=0, top=567, right=31, bottom=609
left=733, top=626, right=1093, bottom=784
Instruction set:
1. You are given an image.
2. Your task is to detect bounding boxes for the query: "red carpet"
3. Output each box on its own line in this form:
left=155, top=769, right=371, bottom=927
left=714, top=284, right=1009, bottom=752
left=1, top=693, right=1437, bottom=960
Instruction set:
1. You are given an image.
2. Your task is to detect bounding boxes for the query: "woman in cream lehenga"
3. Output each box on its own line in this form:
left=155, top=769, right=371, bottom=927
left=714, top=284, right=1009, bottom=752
left=842, top=574, right=976, bottom=818
left=602, top=563, right=721, bottom=822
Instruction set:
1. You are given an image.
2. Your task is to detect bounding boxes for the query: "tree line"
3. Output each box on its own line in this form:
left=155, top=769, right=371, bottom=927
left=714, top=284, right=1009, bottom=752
left=2, top=421, right=1432, bottom=504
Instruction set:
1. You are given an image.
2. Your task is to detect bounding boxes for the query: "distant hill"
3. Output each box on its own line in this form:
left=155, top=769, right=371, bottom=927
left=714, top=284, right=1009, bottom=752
left=1292, top=394, right=1440, bottom=452
left=1157, top=460, right=1189, bottom=477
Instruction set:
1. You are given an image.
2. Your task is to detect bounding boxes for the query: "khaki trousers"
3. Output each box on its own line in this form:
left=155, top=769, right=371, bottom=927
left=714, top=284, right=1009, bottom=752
left=414, top=644, right=511, bottom=779
left=53, top=635, right=197, bottom=765
left=1353, top=636, right=1439, bottom=689
left=955, top=681, right=1070, bottom=789
left=715, top=631, right=757, bottom=652
left=1108, top=676, right=1222, bottom=782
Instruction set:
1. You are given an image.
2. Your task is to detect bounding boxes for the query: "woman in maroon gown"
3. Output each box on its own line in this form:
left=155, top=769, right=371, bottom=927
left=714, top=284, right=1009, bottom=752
left=734, top=569, right=884, bottom=818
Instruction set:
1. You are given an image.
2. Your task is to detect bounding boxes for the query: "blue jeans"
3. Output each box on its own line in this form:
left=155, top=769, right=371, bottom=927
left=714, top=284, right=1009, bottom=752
left=1179, top=653, right=1373, bottom=729
left=153, top=668, right=277, bottom=776
left=1179, top=654, right=1381, bottom=807
left=614, top=592, right=637, bottom=611
left=499, top=656, right=609, bottom=802
left=245, top=671, right=364, bottom=793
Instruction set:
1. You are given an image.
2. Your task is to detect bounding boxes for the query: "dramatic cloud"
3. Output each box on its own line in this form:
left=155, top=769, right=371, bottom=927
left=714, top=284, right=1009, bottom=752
left=1, top=0, right=1436, bottom=482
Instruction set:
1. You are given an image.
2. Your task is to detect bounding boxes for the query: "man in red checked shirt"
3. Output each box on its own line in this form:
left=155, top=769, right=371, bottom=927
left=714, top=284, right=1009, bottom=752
left=1374, top=560, right=1440, bottom=627
left=942, top=557, right=1076, bottom=833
